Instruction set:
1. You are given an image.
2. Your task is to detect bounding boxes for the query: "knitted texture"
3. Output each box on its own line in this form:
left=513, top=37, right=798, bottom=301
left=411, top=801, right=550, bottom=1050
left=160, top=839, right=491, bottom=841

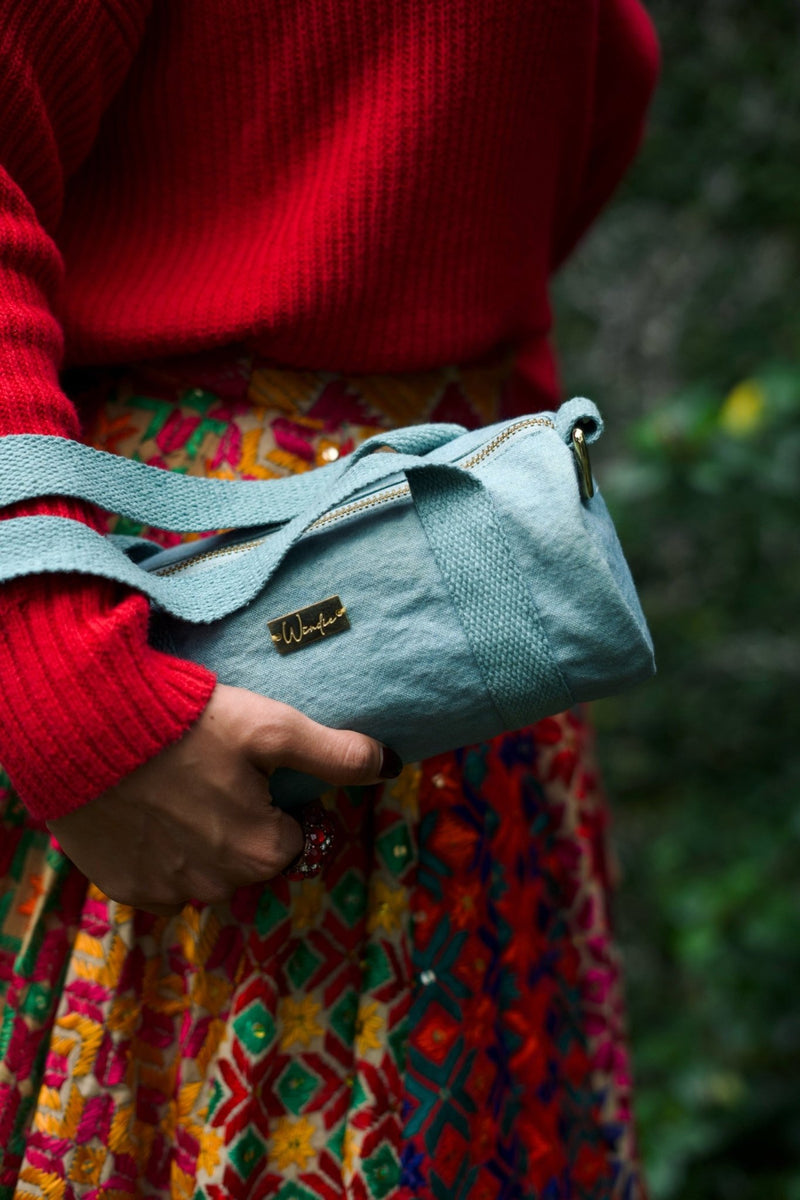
left=0, top=0, right=659, bottom=816
left=0, top=0, right=215, bottom=818
left=0, top=571, right=216, bottom=821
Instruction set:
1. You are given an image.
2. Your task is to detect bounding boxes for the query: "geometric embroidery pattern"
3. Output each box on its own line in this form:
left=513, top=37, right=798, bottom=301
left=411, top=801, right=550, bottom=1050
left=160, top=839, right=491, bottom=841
left=0, top=354, right=644, bottom=1198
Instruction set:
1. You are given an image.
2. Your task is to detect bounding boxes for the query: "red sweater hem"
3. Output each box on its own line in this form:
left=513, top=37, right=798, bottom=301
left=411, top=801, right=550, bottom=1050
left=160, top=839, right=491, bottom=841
left=0, top=566, right=216, bottom=822
left=0, top=492, right=216, bottom=822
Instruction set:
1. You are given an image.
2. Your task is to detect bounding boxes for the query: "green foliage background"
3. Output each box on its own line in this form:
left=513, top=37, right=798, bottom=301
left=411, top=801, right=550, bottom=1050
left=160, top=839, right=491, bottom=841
left=553, top=2, right=800, bottom=1196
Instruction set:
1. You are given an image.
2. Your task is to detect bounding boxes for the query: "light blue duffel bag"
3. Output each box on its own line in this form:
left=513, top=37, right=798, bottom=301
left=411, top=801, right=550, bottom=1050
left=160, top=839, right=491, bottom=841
left=0, top=397, right=654, bottom=808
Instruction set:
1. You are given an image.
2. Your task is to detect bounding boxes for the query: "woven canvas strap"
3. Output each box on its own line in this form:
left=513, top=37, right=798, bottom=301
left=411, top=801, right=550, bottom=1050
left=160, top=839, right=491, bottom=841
left=0, top=400, right=602, bottom=724
left=407, top=464, right=572, bottom=723
left=0, top=423, right=464, bottom=531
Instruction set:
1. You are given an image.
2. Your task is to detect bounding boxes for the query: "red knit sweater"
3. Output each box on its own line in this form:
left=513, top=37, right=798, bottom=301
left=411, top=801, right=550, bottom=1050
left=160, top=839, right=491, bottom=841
left=0, top=0, right=659, bottom=820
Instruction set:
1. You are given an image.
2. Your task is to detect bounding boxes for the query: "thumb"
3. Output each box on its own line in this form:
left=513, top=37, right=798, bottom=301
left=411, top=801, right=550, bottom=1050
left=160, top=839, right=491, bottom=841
left=249, top=703, right=403, bottom=787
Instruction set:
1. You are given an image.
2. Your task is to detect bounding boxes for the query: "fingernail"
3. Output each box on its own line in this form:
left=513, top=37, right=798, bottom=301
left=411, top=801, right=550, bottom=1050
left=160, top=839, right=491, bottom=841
left=378, top=745, right=403, bottom=779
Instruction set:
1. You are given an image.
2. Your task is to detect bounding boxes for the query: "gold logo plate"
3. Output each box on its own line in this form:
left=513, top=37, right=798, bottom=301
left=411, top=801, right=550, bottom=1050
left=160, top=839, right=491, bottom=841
left=268, top=595, right=350, bottom=655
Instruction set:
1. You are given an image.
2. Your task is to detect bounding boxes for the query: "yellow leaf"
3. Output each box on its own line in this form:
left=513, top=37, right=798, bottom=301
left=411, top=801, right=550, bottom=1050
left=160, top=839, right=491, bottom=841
left=719, top=380, right=765, bottom=435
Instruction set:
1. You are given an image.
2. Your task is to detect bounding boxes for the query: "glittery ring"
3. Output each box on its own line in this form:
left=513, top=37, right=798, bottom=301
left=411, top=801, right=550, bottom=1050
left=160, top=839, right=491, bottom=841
left=282, top=800, right=338, bottom=880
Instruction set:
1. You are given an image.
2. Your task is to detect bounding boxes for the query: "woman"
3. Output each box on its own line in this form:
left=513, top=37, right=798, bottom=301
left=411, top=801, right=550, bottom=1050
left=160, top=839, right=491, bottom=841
left=0, top=1, right=659, bottom=1196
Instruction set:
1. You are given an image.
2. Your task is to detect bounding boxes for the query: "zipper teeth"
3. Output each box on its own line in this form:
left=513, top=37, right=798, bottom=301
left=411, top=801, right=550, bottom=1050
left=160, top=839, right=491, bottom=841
left=458, top=416, right=553, bottom=469
left=306, top=483, right=410, bottom=532
left=154, top=535, right=270, bottom=576
left=154, top=416, right=554, bottom=576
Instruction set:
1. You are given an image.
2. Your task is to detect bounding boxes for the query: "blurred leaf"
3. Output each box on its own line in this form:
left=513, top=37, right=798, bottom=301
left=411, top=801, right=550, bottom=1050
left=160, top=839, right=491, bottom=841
left=718, top=380, right=766, bottom=436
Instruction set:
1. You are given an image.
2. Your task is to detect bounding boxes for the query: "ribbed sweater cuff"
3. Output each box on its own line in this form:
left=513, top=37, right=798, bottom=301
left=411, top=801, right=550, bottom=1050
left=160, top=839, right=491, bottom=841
left=0, top=570, right=216, bottom=822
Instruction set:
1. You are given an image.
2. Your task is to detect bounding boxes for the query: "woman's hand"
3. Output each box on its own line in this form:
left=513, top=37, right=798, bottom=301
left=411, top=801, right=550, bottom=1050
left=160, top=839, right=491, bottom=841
left=47, top=683, right=399, bottom=915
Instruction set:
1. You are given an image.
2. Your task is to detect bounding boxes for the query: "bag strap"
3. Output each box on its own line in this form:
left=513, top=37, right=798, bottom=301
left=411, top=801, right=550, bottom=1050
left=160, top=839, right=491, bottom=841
left=0, top=399, right=603, bottom=532
left=0, top=400, right=600, bottom=722
left=0, top=423, right=465, bottom=532
left=0, top=459, right=573, bottom=727
left=0, top=446, right=457, bottom=621
left=406, top=463, right=573, bottom=725
left=0, top=400, right=604, bottom=621
left=0, top=401, right=602, bottom=724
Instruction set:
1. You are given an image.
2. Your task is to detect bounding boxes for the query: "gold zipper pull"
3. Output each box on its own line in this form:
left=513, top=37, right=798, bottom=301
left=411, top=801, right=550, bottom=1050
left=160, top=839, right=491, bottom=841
left=571, top=426, right=594, bottom=500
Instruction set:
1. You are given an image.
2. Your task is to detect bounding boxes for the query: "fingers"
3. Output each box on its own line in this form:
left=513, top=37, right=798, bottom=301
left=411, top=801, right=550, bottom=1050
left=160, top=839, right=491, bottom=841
left=245, top=699, right=403, bottom=787
left=96, top=804, right=304, bottom=912
left=238, top=802, right=305, bottom=877
left=174, top=779, right=305, bottom=898
left=47, top=686, right=395, bottom=915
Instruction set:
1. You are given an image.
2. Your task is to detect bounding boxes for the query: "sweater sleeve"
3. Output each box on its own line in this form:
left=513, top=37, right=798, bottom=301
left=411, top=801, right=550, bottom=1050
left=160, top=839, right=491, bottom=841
left=0, top=0, right=216, bottom=822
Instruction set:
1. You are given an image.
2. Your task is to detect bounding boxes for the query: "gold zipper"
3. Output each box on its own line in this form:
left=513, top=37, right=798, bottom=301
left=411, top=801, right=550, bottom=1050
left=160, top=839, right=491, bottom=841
left=305, top=483, right=411, bottom=533
left=153, top=416, right=555, bottom=577
left=153, top=534, right=271, bottom=576
left=458, top=415, right=553, bottom=469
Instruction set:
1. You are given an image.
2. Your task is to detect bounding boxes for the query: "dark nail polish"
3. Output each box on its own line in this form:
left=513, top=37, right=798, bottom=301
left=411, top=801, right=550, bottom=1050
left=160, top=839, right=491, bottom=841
left=378, top=745, right=403, bottom=779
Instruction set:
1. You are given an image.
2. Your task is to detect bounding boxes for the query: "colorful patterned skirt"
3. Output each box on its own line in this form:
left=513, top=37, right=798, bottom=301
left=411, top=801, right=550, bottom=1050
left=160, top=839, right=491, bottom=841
left=0, top=353, right=644, bottom=1200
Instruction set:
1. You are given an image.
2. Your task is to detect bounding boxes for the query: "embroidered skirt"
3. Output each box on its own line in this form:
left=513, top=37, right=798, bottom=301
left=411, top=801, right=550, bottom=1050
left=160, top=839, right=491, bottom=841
left=0, top=353, right=645, bottom=1199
